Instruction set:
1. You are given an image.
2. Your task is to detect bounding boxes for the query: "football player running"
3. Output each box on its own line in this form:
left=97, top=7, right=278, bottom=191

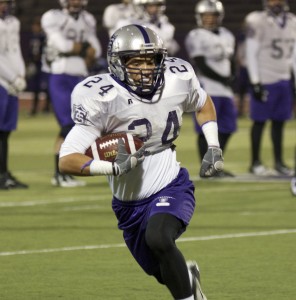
left=59, top=24, right=224, bottom=299
left=185, top=0, right=237, bottom=177
left=245, top=0, right=296, bottom=176
left=41, top=0, right=102, bottom=187
left=0, top=0, right=28, bottom=190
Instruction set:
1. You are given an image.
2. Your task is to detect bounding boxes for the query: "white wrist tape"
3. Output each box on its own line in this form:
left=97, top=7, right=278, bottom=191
left=89, top=160, right=113, bottom=175
left=201, top=121, right=220, bottom=147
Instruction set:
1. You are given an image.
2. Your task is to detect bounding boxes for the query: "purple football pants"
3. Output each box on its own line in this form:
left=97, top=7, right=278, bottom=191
left=112, top=168, right=195, bottom=275
left=0, top=85, right=18, bottom=131
left=49, top=74, right=84, bottom=127
left=250, top=80, right=293, bottom=122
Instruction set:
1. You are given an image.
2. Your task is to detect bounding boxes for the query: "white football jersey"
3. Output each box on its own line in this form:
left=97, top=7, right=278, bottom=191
left=185, top=27, right=235, bottom=97
left=60, top=58, right=207, bottom=200
left=113, top=15, right=179, bottom=55
left=41, top=9, right=102, bottom=76
left=102, top=3, right=136, bottom=37
left=245, top=11, right=296, bottom=84
left=0, top=15, right=25, bottom=90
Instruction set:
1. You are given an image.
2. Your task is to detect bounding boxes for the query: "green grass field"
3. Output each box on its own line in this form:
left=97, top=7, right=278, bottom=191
left=0, top=111, right=295, bottom=300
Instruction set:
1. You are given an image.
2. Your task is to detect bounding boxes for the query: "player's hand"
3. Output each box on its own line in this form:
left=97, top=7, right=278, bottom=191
left=251, top=83, right=267, bottom=102
left=200, top=147, right=224, bottom=178
left=112, top=139, right=146, bottom=176
left=8, top=77, right=26, bottom=96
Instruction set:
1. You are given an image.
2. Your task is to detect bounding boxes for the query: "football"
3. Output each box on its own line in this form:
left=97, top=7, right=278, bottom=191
left=85, top=132, right=144, bottom=162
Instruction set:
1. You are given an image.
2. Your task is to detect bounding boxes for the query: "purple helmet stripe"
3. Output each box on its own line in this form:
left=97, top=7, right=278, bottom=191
left=134, top=24, right=150, bottom=43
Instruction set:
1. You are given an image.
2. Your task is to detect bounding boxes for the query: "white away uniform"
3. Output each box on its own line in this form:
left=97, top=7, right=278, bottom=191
left=41, top=9, right=102, bottom=76
left=245, top=10, right=296, bottom=85
left=0, top=15, right=25, bottom=90
left=60, top=58, right=207, bottom=200
left=185, top=27, right=235, bottom=98
left=102, top=3, right=136, bottom=37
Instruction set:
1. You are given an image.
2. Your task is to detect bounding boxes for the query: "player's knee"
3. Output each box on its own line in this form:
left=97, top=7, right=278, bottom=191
left=60, top=124, right=74, bottom=139
left=145, top=224, right=175, bottom=254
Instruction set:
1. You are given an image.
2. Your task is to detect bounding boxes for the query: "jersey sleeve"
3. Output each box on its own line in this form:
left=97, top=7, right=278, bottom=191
left=244, top=12, right=263, bottom=83
left=185, top=30, right=204, bottom=59
left=165, top=58, right=207, bottom=112
left=70, top=74, right=118, bottom=133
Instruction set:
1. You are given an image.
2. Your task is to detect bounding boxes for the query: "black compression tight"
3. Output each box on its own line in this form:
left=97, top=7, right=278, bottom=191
left=145, top=213, right=192, bottom=299
left=0, top=131, right=10, bottom=174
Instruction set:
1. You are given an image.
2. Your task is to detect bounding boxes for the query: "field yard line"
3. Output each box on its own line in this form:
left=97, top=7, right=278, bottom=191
left=0, top=195, right=111, bottom=207
left=1, top=229, right=296, bottom=257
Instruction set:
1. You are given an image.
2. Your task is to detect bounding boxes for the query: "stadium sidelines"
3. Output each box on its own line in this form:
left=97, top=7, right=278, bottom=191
left=0, top=229, right=295, bottom=257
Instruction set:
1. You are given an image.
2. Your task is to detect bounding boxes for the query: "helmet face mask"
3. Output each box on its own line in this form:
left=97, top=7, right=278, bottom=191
left=263, top=0, right=289, bottom=15
left=107, top=25, right=167, bottom=96
left=59, top=0, right=88, bottom=14
left=195, top=0, right=224, bottom=30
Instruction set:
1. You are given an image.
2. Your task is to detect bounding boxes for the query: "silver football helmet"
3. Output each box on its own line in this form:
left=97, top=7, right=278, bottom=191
left=195, top=0, right=224, bottom=30
left=263, top=0, right=289, bottom=14
left=107, top=24, right=167, bottom=95
left=59, top=0, right=88, bottom=14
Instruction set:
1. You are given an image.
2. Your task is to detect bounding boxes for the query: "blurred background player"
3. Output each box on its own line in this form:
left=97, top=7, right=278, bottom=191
left=0, top=0, right=28, bottom=190
left=102, top=0, right=136, bottom=37
left=41, top=0, right=102, bottom=187
left=233, top=22, right=250, bottom=118
left=113, top=0, right=179, bottom=56
left=245, top=0, right=296, bottom=176
left=26, top=16, right=51, bottom=116
left=185, top=0, right=237, bottom=177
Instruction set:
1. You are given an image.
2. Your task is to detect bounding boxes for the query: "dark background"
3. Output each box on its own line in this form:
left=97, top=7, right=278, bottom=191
left=17, top=0, right=296, bottom=61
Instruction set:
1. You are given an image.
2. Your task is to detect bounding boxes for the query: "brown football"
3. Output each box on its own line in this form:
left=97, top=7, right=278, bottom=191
left=85, top=132, right=144, bottom=162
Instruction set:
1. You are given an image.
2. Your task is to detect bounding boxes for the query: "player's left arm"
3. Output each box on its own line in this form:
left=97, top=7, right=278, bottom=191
left=196, top=95, right=224, bottom=177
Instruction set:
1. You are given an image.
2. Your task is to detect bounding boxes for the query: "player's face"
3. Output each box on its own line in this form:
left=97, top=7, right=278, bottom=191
left=144, top=4, right=162, bottom=17
left=68, top=0, right=84, bottom=13
left=126, top=55, right=156, bottom=85
left=266, top=0, right=286, bottom=14
left=0, top=2, right=8, bottom=17
left=201, top=12, right=220, bottom=30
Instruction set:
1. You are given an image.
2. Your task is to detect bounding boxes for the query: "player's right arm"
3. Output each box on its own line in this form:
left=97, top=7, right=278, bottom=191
left=41, top=10, right=84, bottom=56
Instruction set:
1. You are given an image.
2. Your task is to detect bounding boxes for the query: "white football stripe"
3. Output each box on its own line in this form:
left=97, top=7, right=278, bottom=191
left=126, top=133, right=136, bottom=154
left=91, top=142, right=100, bottom=160
left=0, top=229, right=295, bottom=256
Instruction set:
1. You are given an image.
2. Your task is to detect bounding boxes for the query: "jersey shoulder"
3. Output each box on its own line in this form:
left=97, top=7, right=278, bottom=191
left=71, top=73, right=119, bottom=105
left=41, top=9, right=65, bottom=29
left=81, top=10, right=97, bottom=27
left=164, top=57, right=196, bottom=80
left=245, top=11, right=265, bottom=25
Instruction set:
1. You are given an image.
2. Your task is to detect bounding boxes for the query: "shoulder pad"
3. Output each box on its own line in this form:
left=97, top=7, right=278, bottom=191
left=164, top=57, right=196, bottom=80
left=72, top=74, right=118, bottom=104
left=81, top=11, right=97, bottom=27
left=41, top=9, right=65, bottom=28
left=245, top=11, right=264, bottom=25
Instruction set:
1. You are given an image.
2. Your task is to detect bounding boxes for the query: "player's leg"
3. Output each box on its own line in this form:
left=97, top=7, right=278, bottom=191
left=146, top=213, right=206, bottom=300
left=146, top=213, right=192, bottom=299
left=271, top=120, right=292, bottom=175
left=291, top=147, right=296, bottom=196
left=49, top=74, right=85, bottom=187
left=0, top=89, right=28, bottom=189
